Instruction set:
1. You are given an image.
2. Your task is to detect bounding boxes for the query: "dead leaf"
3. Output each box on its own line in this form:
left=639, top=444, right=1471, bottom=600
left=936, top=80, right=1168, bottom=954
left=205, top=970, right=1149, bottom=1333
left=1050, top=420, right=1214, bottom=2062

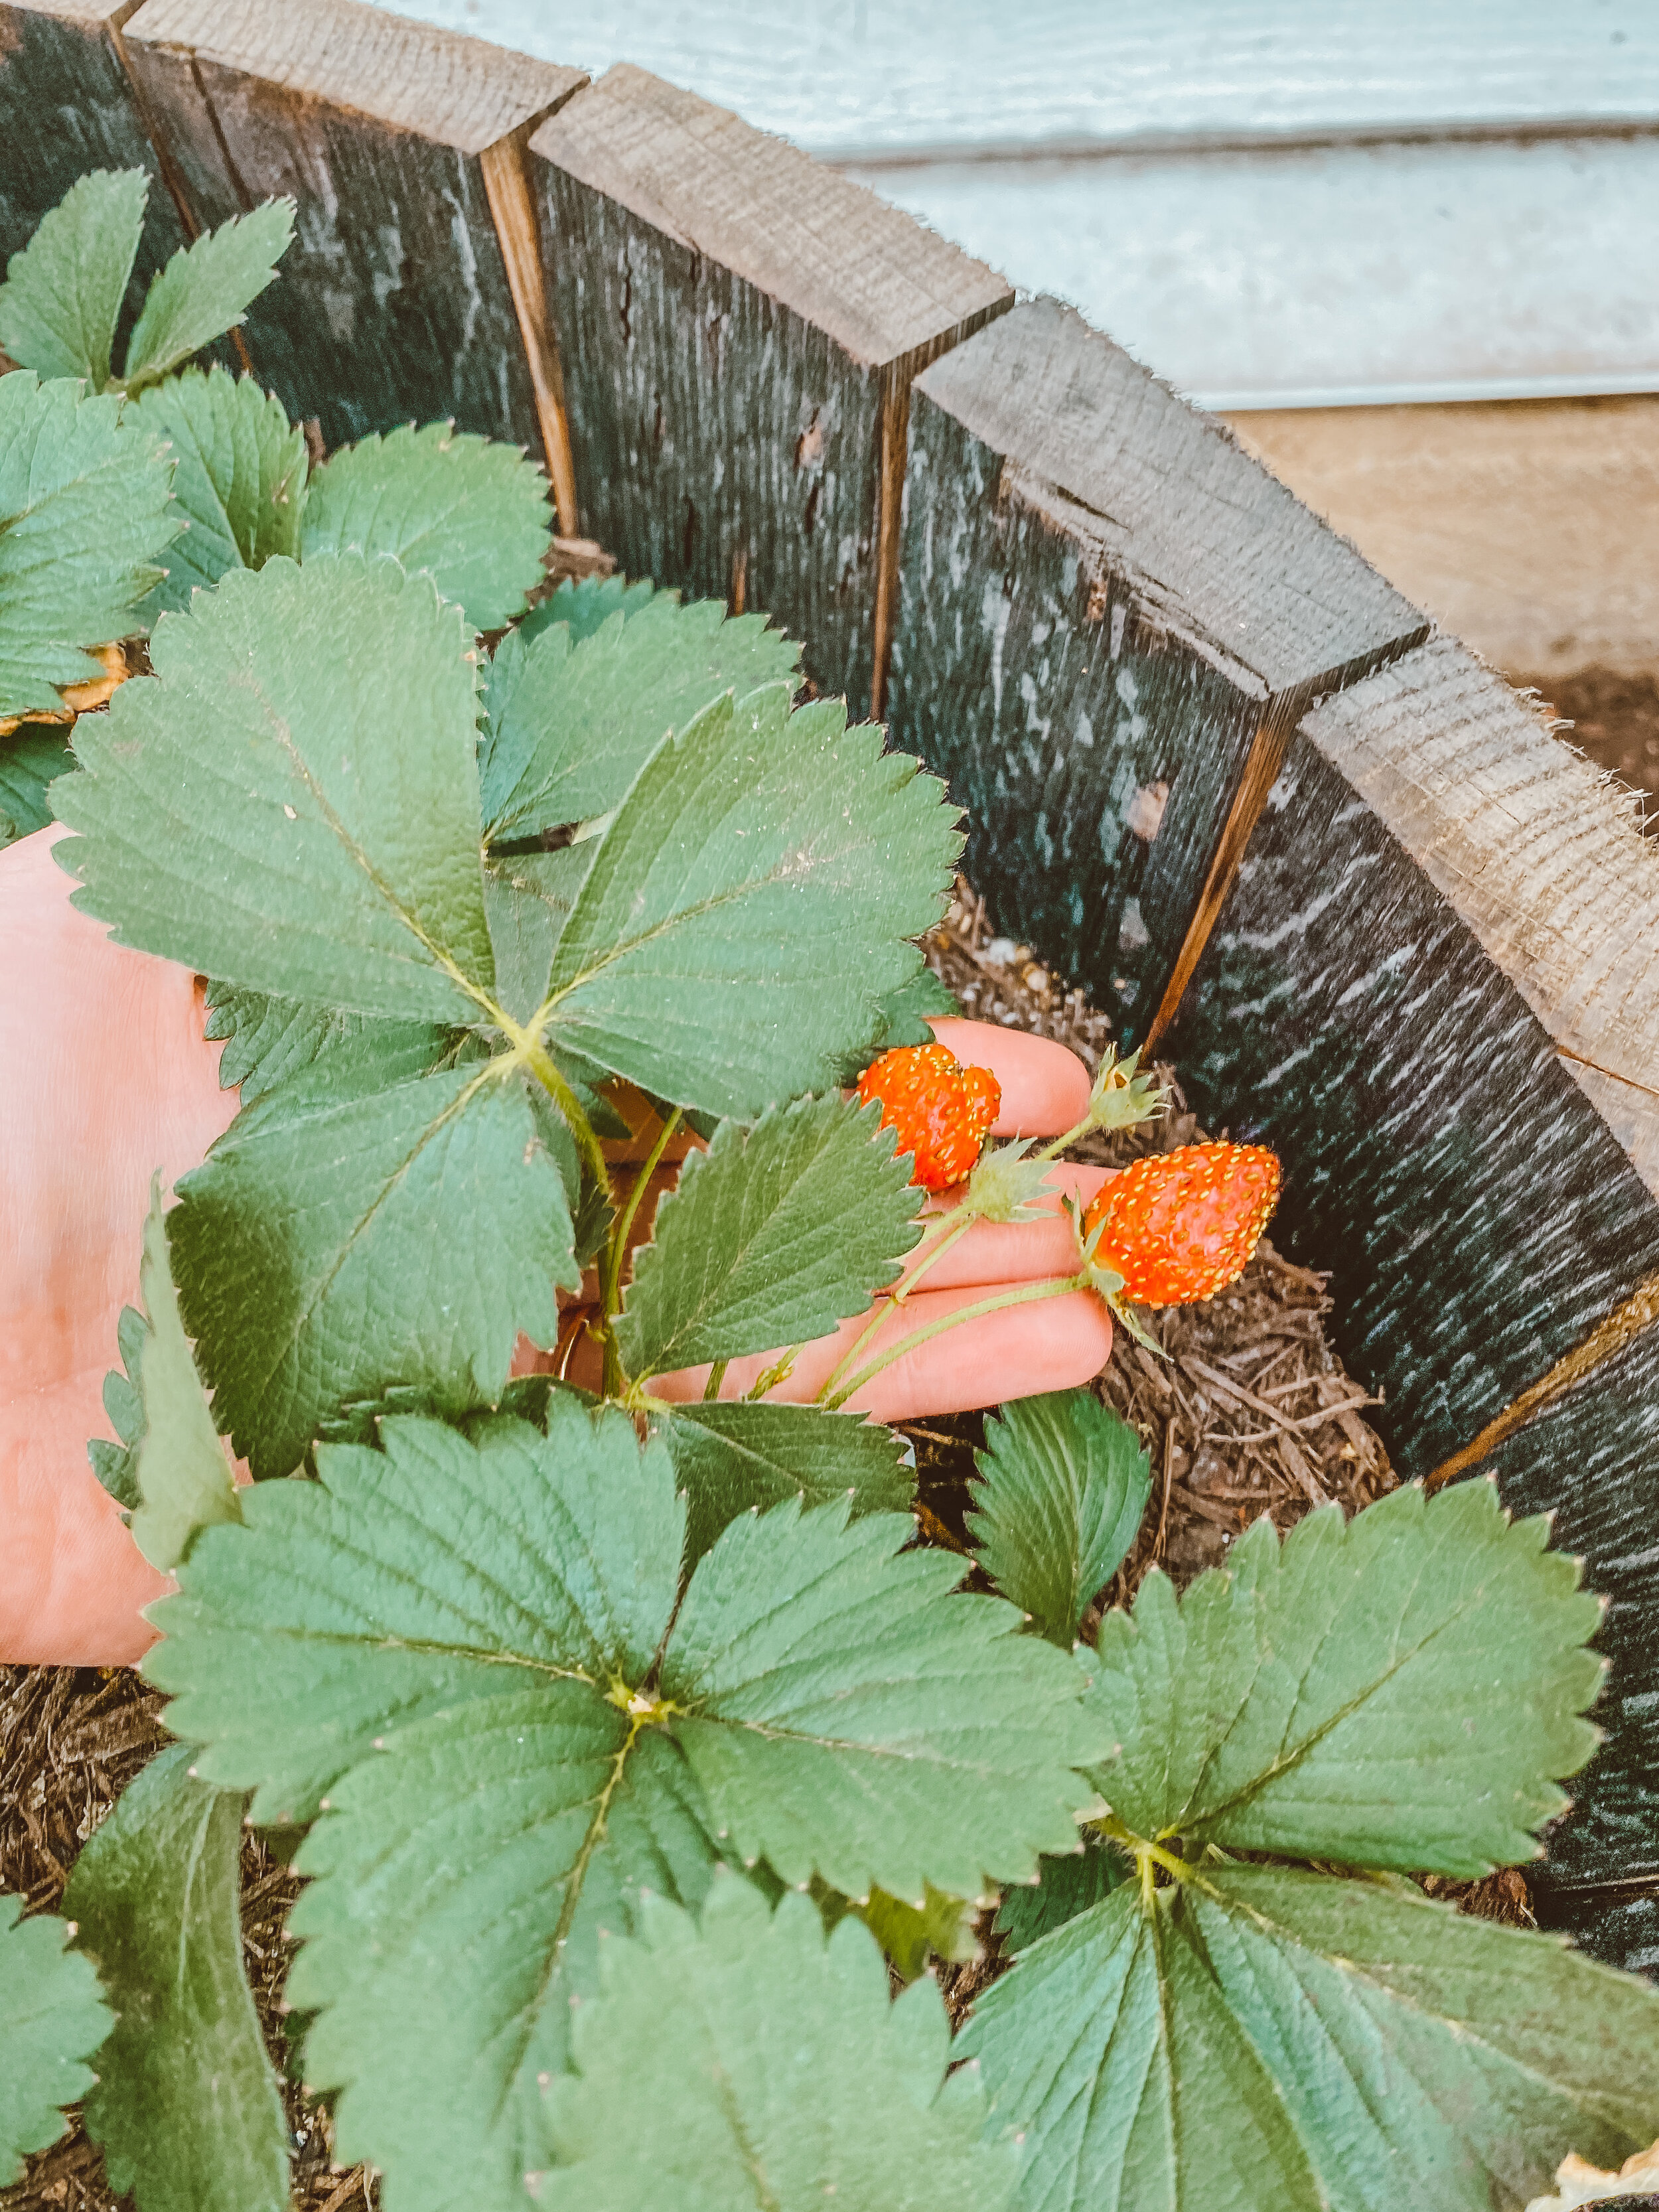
left=1526, top=2138, right=1659, bottom=2211
left=0, top=640, right=127, bottom=737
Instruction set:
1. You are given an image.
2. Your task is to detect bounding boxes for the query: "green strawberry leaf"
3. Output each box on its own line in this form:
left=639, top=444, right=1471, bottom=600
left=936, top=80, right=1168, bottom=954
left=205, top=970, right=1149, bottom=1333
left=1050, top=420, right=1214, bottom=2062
left=1087, top=1481, right=1604, bottom=1876
left=65, top=1745, right=289, bottom=2212
left=543, top=688, right=962, bottom=1119
left=299, top=420, right=551, bottom=631
left=0, top=1895, right=111, bottom=2182
left=863, top=961, right=960, bottom=1057
left=202, top=982, right=451, bottom=1105
left=964, top=1865, right=1659, bottom=2212
left=479, top=863, right=650, bottom=1122
left=54, top=553, right=498, bottom=1025
left=660, top=1497, right=1105, bottom=1903
left=481, top=853, right=568, bottom=1025
left=119, top=198, right=295, bottom=394
left=993, top=1830, right=1131, bottom=1953
left=616, top=1094, right=921, bottom=1381
left=968, top=1390, right=1151, bottom=1645
left=104, top=1178, right=242, bottom=1570
left=851, top=1881, right=981, bottom=1984
left=0, top=729, right=74, bottom=847
left=0, top=168, right=147, bottom=389
left=169, top=1064, right=577, bottom=1477
left=656, top=1398, right=914, bottom=1569
left=144, top=1403, right=1101, bottom=2209
left=133, top=366, right=306, bottom=613
left=518, top=569, right=656, bottom=647
left=0, top=372, right=179, bottom=717
left=479, top=593, right=800, bottom=842
left=536, top=1880, right=1017, bottom=2209
left=90, top=1303, right=148, bottom=1511
left=315, top=1373, right=569, bottom=1450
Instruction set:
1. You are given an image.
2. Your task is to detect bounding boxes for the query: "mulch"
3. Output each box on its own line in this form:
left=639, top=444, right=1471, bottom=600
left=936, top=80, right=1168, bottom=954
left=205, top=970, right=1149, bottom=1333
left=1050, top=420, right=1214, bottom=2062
left=0, top=873, right=1529, bottom=2210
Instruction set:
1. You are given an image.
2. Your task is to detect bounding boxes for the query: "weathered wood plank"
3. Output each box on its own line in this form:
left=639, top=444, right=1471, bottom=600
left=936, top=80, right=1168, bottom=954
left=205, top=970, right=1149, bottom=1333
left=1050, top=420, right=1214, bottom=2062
left=120, top=0, right=585, bottom=454
left=1165, top=634, right=1659, bottom=1889
left=885, top=295, right=1428, bottom=1039
left=1536, top=1875, right=1659, bottom=1984
left=1230, top=396, right=1659, bottom=680
left=527, top=63, right=1013, bottom=714
left=1489, top=1324, right=1659, bottom=1899
left=382, top=1, right=1659, bottom=159
left=0, top=1, right=188, bottom=321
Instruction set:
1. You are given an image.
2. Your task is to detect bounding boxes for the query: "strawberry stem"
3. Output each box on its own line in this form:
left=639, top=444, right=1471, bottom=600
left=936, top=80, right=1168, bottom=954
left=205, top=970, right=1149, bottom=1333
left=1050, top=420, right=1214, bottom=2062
left=822, top=1270, right=1092, bottom=1412
left=524, top=1041, right=611, bottom=1201
left=601, top=1105, right=681, bottom=1398
left=814, top=1209, right=979, bottom=1406
left=743, top=1345, right=802, bottom=1400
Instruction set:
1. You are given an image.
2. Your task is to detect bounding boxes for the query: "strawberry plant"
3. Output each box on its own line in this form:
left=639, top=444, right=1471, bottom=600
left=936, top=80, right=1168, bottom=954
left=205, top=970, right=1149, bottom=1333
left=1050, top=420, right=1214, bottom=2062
left=5, top=167, right=1659, bottom=2212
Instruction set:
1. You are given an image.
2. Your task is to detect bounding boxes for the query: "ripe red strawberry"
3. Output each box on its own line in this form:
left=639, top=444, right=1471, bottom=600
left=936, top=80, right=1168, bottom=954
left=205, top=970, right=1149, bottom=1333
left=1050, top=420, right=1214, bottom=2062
left=856, top=1042, right=1001, bottom=1192
left=1082, top=1142, right=1280, bottom=1306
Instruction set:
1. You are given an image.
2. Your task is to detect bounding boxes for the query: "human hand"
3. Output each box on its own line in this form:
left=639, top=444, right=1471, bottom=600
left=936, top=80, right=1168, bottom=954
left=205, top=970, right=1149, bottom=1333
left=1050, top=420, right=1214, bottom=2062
left=1, top=822, right=1112, bottom=1666
left=1, top=826, right=238, bottom=1666
left=644, top=1017, right=1114, bottom=1417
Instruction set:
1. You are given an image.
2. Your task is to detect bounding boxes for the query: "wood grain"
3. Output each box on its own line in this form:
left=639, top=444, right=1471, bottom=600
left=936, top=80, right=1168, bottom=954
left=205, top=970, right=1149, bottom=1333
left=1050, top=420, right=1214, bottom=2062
left=885, top=295, right=1427, bottom=1041
left=1230, top=396, right=1659, bottom=680
left=393, top=1, right=1659, bottom=160
left=121, top=0, right=584, bottom=453
left=1485, top=1319, right=1659, bottom=1901
left=124, top=0, right=579, bottom=156
left=0, top=0, right=188, bottom=315
left=528, top=63, right=1011, bottom=713
left=478, top=132, right=576, bottom=535
left=1305, top=634, right=1659, bottom=1197
left=1536, top=1876, right=1659, bottom=1982
left=1164, top=636, right=1659, bottom=1900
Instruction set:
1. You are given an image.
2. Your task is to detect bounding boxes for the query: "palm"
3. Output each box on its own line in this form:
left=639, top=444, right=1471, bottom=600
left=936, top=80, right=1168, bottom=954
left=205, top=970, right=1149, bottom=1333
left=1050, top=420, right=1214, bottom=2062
left=1, top=830, right=1111, bottom=1666
left=1, top=829, right=238, bottom=1664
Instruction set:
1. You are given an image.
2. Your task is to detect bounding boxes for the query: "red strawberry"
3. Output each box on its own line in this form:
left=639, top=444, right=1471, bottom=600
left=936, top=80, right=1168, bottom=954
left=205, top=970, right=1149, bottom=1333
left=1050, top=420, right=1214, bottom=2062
left=857, top=1042, right=1001, bottom=1193
left=1082, top=1142, right=1279, bottom=1306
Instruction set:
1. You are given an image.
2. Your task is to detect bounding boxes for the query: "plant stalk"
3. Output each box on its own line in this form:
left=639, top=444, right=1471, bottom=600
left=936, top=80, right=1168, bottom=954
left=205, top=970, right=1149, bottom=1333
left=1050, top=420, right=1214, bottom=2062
left=599, top=1105, right=682, bottom=1398
left=823, top=1270, right=1090, bottom=1411
left=815, top=1209, right=978, bottom=1406
left=522, top=1039, right=611, bottom=1199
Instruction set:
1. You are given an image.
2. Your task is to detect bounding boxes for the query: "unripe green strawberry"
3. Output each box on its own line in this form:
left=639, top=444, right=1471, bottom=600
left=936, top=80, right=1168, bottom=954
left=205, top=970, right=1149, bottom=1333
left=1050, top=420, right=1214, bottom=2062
left=856, top=1042, right=1001, bottom=1193
left=1082, top=1141, right=1279, bottom=1306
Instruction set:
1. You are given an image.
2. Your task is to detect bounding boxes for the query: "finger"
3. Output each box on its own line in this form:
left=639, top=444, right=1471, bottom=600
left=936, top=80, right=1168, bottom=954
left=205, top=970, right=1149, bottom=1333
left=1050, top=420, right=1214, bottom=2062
left=0, top=1366, right=171, bottom=1664
left=906, top=1164, right=1112, bottom=1291
left=2, top=829, right=239, bottom=1402
left=652, top=1280, right=1112, bottom=1420
left=927, top=1017, right=1092, bottom=1140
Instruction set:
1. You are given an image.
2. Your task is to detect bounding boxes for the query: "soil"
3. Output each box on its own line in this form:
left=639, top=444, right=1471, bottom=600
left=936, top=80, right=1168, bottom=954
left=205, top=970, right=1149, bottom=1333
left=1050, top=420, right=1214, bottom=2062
left=1520, top=664, right=1659, bottom=832
left=0, top=873, right=1528, bottom=2210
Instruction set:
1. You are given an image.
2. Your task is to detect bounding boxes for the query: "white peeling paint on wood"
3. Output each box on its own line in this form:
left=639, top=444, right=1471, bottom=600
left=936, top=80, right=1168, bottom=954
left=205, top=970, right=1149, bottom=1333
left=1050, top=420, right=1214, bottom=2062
left=848, top=135, right=1659, bottom=411
left=361, top=1, right=1659, bottom=156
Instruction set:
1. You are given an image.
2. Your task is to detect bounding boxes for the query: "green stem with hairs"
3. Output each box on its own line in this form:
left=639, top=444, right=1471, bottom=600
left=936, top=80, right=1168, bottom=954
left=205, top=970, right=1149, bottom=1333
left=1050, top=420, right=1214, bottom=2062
left=600, top=1105, right=682, bottom=1398
left=815, top=1209, right=979, bottom=1407
left=522, top=1039, right=611, bottom=1200
left=823, top=1270, right=1090, bottom=1412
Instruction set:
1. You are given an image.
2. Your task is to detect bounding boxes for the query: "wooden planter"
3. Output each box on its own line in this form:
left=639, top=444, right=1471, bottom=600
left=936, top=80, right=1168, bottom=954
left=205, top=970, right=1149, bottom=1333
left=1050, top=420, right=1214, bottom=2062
left=6, top=0, right=1656, bottom=1978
